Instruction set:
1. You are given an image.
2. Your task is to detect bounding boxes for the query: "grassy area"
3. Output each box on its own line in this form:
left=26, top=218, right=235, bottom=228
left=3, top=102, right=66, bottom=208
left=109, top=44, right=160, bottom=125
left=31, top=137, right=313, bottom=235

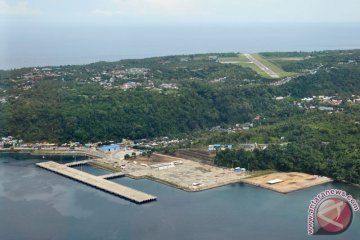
left=219, top=54, right=250, bottom=63
left=266, top=57, right=305, bottom=61
left=219, top=54, right=270, bottom=78
left=219, top=54, right=297, bottom=78
left=252, top=54, right=298, bottom=78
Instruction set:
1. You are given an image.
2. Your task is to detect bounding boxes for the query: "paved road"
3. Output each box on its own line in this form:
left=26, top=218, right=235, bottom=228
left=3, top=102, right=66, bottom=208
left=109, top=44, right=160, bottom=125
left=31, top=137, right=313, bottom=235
left=244, top=53, right=279, bottom=78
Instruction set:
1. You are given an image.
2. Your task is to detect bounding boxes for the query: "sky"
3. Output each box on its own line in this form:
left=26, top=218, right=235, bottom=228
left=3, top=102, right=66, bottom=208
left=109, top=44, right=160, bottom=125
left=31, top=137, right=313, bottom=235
left=1, top=0, right=360, bottom=26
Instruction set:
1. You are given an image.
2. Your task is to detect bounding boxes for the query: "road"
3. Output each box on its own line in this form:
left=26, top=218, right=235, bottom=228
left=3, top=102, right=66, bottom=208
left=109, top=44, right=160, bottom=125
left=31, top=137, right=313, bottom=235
left=244, top=53, right=280, bottom=78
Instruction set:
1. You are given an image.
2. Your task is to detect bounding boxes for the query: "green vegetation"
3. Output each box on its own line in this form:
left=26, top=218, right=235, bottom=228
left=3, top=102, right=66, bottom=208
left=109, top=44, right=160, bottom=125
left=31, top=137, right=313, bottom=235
left=215, top=141, right=360, bottom=184
left=4, top=80, right=282, bottom=142
left=219, top=53, right=296, bottom=78
left=281, top=66, right=360, bottom=97
left=252, top=54, right=298, bottom=78
left=1, top=49, right=360, bottom=185
left=213, top=111, right=360, bottom=184
left=219, top=54, right=270, bottom=78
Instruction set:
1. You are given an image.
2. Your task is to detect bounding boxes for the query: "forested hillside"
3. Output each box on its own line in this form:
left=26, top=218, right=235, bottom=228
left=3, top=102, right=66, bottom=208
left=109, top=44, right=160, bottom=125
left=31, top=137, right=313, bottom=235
left=1, top=50, right=360, bottom=183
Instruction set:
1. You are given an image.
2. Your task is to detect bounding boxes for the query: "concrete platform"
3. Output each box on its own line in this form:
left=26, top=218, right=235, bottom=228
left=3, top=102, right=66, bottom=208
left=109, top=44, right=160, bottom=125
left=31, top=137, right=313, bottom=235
left=37, top=161, right=156, bottom=204
left=65, top=160, right=92, bottom=167
left=99, top=172, right=125, bottom=179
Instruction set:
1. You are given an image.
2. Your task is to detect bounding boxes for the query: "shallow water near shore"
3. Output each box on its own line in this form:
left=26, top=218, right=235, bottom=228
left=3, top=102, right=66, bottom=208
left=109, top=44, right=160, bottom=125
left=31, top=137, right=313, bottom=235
left=0, top=153, right=359, bottom=240
left=72, top=164, right=113, bottom=176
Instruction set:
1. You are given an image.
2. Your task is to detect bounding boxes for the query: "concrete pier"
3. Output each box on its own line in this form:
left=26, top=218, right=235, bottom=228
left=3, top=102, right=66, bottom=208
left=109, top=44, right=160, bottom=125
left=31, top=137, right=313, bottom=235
left=99, top=172, right=125, bottom=179
left=65, top=160, right=92, bottom=167
left=37, top=161, right=156, bottom=204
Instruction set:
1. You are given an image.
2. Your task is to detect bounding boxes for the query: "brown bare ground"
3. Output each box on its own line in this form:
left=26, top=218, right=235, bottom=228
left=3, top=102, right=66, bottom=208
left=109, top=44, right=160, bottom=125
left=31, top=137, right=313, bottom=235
left=119, top=154, right=249, bottom=191
left=242, top=172, right=332, bottom=193
left=93, top=151, right=333, bottom=193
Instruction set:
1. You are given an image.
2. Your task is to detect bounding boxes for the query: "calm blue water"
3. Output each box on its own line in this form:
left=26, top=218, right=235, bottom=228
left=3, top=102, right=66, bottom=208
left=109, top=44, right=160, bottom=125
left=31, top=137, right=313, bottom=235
left=1, top=23, right=360, bottom=69
left=72, top=164, right=112, bottom=176
left=0, top=153, right=359, bottom=240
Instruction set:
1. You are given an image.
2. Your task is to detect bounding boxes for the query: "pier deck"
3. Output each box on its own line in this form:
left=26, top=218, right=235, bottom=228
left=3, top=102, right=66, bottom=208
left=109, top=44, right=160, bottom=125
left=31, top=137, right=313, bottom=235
left=99, top=172, right=125, bottom=179
left=37, top=161, right=156, bottom=204
left=65, top=160, right=92, bottom=167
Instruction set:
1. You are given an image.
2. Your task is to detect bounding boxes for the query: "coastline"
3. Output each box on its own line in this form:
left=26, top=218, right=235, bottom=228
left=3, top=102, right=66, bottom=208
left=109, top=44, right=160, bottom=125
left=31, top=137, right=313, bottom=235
left=0, top=149, right=348, bottom=194
left=125, top=173, right=245, bottom=192
left=0, top=148, right=102, bottom=158
left=241, top=172, right=333, bottom=194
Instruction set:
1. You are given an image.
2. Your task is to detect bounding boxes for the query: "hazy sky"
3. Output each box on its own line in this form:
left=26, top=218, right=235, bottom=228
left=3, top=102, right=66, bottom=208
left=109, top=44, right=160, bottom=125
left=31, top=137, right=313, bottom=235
left=1, top=0, right=360, bottom=25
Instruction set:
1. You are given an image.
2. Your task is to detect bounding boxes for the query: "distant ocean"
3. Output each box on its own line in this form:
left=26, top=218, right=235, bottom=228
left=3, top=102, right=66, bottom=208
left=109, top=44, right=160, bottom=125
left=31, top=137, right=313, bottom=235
left=1, top=23, right=360, bottom=70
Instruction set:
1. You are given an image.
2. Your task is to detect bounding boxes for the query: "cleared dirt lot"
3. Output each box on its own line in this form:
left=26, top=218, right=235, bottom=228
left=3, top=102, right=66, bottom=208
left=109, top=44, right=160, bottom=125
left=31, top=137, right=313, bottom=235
left=93, top=151, right=332, bottom=193
left=119, top=154, right=249, bottom=191
left=242, top=172, right=333, bottom=193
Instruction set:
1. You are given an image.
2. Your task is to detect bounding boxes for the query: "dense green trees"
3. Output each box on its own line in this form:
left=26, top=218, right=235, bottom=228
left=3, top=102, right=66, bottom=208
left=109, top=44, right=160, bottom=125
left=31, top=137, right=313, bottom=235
left=0, top=56, right=297, bottom=143
left=1, top=50, right=360, bottom=184
left=5, top=78, right=288, bottom=142
left=215, top=142, right=360, bottom=184
left=279, top=66, right=360, bottom=97
left=214, top=112, right=360, bottom=184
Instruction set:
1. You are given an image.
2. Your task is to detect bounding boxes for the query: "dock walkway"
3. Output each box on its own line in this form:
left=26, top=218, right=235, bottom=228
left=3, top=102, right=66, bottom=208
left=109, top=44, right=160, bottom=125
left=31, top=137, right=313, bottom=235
left=37, top=161, right=156, bottom=204
left=65, top=160, right=92, bottom=167
left=99, top=172, right=125, bottom=179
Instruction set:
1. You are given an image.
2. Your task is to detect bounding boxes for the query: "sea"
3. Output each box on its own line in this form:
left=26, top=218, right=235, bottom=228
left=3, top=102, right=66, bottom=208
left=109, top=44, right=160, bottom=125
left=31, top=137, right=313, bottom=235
left=1, top=23, right=360, bottom=70
left=0, top=153, right=359, bottom=240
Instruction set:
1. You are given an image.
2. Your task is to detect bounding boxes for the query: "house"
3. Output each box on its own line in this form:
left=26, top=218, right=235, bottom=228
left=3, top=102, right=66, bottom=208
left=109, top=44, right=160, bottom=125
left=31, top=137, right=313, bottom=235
left=239, top=144, right=257, bottom=151
left=121, top=81, right=138, bottom=90
left=160, top=83, right=178, bottom=89
left=318, top=106, right=334, bottom=111
left=208, top=144, right=232, bottom=151
left=240, top=122, right=253, bottom=130
left=239, top=143, right=268, bottom=152
left=40, top=143, right=56, bottom=149
left=301, top=97, right=313, bottom=102
left=208, top=144, right=221, bottom=151
left=221, top=145, right=233, bottom=150
left=234, top=167, right=246, bottom=172
left=100, top=144, right=121, bottom=152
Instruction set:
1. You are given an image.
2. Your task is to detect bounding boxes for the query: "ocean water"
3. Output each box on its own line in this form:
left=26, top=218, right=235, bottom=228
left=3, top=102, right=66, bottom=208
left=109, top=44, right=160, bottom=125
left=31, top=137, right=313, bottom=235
left=0, top=153, right=359, bottom=240
left=1, top=23, right=360, bottom=69
left=72, top=164, right=112, bottom=176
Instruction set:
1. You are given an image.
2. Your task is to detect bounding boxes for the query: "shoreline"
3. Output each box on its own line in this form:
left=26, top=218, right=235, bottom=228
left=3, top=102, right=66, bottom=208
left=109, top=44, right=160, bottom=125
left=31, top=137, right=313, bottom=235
left=1, top=150, right=354, bottom=194
left=241, top=172, right=334, bottom=194
left=124, top=172, right=335, bottom=194
left=240, top=178, right=333, bottom=194
left=125, top=173, right=245, bottom=192
left=0, top=148, right=102, bottom=158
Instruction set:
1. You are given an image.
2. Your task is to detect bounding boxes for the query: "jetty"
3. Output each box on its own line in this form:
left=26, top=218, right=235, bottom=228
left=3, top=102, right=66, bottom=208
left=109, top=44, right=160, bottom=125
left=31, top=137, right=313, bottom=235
left=65, top=160, right=92, bottom=167
left=99, top=172, right=125, bottom=179
left=37, top=161, right=156, bottom=204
